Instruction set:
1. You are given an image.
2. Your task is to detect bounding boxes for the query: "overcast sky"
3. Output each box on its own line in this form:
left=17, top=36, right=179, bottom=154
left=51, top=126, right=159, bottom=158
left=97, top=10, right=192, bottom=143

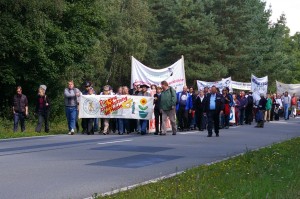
left=265, top=0, right=300, bottom=35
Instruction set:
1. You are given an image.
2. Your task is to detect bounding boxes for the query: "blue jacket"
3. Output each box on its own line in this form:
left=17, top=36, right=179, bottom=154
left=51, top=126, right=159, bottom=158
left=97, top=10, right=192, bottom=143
left=176, top=91, right=193, bottom=111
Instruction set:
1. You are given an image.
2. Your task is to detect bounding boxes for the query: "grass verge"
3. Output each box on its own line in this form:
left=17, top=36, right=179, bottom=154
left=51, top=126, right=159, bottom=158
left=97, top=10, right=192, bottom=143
left=98, top=137, right=300, bottom=199
left=0, top=118, right=67, bottom=139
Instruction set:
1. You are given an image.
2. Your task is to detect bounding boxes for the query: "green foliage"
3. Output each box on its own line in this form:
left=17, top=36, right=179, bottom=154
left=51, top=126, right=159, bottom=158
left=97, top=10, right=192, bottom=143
left=0, top=0, right=299, bottom=119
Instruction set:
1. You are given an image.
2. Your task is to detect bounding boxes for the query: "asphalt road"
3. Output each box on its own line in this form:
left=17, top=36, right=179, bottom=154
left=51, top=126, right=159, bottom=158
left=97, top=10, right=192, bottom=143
left=0, top=118, right=299, bottom=199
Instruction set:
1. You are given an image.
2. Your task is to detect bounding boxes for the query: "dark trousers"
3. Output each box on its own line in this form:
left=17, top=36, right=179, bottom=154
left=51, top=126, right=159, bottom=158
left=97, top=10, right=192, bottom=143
left=224, top=114, right=230, bottom=127
left=154, top=109, right=162, bottom=133
left=245, top=106, right=253, bottom=124
left=177, top=106, right=189, bottom=130
left=35, top=111, right=49, bottom=133
left=207, top=110, right=220, bottom=136
left=13, top=112, right=25, bottom=132
left=195, top=110, right=204, bottom=130
left=239, top=108, right=245, bottom=125
left=81, top=118, right=88, bottom=133
left=128, top=119, right=137, bottom=133
left=86, top=118, right=94, bottom=134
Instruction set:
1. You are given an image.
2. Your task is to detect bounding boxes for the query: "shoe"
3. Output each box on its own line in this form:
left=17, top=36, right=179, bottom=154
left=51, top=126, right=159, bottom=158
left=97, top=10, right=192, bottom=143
left=216, top=134, right=219, bottom=137
left=160, top=133, right=166, bottom=136
left=172, top=132, right=176, bottom=135
left=102, top=132, right=107, bottom=135
left=68, top=129, right=74, bottom=135
left=154, top=132, right=159, bottom=135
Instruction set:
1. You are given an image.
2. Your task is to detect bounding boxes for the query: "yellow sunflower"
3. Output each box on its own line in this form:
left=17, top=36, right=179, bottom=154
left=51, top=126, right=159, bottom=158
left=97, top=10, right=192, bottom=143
left=140, top=98, right=147, bottom=106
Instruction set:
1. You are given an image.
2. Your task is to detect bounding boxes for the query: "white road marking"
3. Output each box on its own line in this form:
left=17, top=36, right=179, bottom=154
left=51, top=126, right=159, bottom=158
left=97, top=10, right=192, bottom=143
left=270, top=121, right=288, bottom=124
left=179, top=132, right=198, bottom=135
left=97, top=139, right=132, bottom=145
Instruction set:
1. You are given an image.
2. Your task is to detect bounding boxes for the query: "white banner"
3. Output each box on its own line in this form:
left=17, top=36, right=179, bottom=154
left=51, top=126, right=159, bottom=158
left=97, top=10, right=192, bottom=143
left=131, top=56, right=186, bottom=92
left=276, top=81, right=300, bottom=95
left=79, top=95, right=154, bottom=120
left=231, top=81, right=251, bottom=91
left=251, top=75, right=268, bottom=101
left=197, top=77, right=232, bottom=91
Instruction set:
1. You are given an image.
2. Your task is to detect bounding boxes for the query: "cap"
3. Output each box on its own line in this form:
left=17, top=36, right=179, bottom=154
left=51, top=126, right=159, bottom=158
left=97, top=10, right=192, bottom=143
left=85, top=81, right=91, bottom=87
left=140, top=84, right=150, bottom=88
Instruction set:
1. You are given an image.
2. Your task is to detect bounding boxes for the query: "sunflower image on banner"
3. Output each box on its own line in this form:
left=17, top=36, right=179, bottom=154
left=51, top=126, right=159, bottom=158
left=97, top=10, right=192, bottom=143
left=138, top=98, right=149, bottom=118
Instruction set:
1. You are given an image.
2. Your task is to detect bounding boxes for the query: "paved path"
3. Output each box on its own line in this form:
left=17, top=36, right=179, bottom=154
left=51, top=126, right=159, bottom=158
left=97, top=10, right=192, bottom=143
left=0, top=118, right=299, bottom=199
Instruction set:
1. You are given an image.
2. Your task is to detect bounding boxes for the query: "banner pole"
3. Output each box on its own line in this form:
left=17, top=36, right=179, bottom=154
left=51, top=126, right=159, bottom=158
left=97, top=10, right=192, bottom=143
left=181, top=55, right=186, bottom=86
left=131, top=56, right=133, bottom=89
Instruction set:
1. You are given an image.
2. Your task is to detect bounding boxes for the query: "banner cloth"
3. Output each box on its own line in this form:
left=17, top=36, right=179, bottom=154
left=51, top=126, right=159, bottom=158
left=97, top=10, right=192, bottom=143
left=251, top=75, right=268, bottom=101
left=131, top=56, right=186, bottom=92
left=79, top=95, right=154, bottom=119
left=276, top=81, right=300, bottom=95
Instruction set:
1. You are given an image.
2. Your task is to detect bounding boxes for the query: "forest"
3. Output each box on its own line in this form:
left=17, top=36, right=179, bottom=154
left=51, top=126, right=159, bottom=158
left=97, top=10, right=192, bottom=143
left=0, top=0, right=300, bottom=119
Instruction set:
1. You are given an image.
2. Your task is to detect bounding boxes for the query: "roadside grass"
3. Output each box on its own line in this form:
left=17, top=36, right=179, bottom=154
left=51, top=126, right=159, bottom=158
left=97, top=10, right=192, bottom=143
left=0, top=118, right=67, bottom=139
left=98, top=137, right=300, bottom=199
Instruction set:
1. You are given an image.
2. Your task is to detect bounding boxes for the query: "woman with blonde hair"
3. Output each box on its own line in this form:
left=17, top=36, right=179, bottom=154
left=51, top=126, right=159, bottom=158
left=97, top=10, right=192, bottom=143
left=35, top=85, right=50, bottom=133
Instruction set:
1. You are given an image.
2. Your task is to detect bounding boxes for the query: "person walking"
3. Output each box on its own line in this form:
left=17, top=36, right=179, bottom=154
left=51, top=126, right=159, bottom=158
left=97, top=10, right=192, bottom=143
left=64, top=80, right=81, bottom=135
left=255, top=94, right=267, bottom=128
left=233, top=93, right=240, bottom=126
left=101, top=85, right=112, bottom=135
left=176, top=86, right=192, bottom=131
left=137, top=84, right=151, bottom=135
left=118, top=86, right=130, bottom=135
left=221, top=88, right=231, bottom=129
left=245, top=91, right=254, bottom=125
left=35, top=85, right=50, bottom=133
left=12, top=86, right=28, bottom=132
left=238, top=91, right=248, bottom=125
left=264, top=94, right=272, bottom=122
left=193, top=90, right=206, bottom=131
left=204, top=86, right=224, bottom=137
left=160, top=81, right=177, bottom=135
left=291, top=93, right=298, bottom=118
left=154, top=86, right=162, bottom=135
left=86, top=87, right=96, bottom=135
left=282, top=91, right=291, bottom=120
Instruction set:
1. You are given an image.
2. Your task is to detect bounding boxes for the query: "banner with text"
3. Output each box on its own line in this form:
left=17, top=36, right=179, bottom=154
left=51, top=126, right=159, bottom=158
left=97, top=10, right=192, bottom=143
left=251, top=75, right=268, bottom=101
left=79, top=95, right=154, bottom=119
left=231, top=81, right=251, bottom=90
left=276, top=81, right=300, bottom=95
left=197, top=77, right=232, bottom=91
left=131, top=56, right=186, bottom=92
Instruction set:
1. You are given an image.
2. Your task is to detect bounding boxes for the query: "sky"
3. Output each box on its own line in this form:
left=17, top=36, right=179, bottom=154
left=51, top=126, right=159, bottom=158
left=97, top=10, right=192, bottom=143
left=265, top=0, right=300, bottom=35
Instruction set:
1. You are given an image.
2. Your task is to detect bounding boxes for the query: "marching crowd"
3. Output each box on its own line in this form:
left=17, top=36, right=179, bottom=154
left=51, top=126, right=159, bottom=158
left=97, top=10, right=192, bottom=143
left=12, top=81, right=300, bottom=137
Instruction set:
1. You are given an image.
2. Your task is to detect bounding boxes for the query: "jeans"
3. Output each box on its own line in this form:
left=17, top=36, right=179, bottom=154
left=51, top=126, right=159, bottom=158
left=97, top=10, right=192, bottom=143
left=65, top=106, right=77, bottom=131
left=284, top=104, right=289, bottom=119
left=140, top=119, right=148, bottom=134
left=35, top=110, right=49, bottom=132
left=94, top=118, right=99, bottom=131
left=118, top=119, right=129, bottom=134
left=13, top=112, right=25, bottom=132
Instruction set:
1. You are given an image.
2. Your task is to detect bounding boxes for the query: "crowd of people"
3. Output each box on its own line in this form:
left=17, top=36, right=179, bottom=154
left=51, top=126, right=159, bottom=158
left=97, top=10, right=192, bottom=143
left=12, top=81, right=300, bottom=137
